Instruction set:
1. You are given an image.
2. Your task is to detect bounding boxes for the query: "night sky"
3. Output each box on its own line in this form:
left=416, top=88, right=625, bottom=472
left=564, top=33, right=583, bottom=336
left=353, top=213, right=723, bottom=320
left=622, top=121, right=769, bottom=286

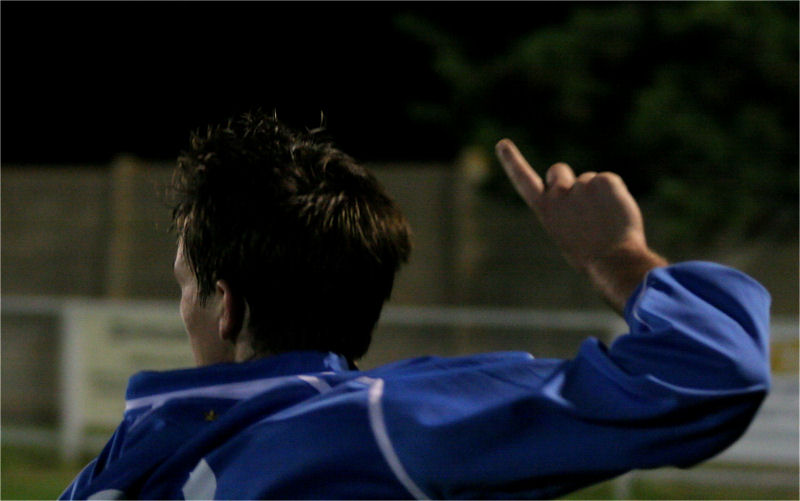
left=2, top=2, right=572, bottom=165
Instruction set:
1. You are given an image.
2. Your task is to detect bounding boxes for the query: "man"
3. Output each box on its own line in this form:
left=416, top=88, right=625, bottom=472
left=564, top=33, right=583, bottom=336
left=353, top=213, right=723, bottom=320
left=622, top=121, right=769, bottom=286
left=61, top=111, right=770, bottom=499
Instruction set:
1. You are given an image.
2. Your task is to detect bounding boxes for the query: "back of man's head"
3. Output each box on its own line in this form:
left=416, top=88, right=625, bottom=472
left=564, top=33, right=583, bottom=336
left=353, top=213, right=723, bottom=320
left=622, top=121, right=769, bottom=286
left=170, top=111, right=412, bottom=361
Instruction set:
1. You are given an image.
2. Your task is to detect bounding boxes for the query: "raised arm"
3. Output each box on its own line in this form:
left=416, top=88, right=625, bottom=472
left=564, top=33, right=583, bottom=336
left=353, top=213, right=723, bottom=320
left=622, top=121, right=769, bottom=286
left=495, top=139, right=667, bottom=313
left=372, top=142, right=772, bottom=499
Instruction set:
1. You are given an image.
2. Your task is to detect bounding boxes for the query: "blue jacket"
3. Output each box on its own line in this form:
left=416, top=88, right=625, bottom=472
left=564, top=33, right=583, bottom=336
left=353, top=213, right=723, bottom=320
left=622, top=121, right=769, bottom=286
left=61, top=262, right=771, bottom=499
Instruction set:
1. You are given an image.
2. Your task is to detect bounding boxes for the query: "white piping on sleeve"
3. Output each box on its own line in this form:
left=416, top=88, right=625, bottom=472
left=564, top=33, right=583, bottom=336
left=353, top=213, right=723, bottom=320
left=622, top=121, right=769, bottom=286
left=125, top=375, right=306, bottom=412
left=297, top=375, right=332, bottom=393
left=61, top=458, right=97, bottom=500
left=87, top=490, right=124, bottom=500
left=363, top=377, right=430, bottom=500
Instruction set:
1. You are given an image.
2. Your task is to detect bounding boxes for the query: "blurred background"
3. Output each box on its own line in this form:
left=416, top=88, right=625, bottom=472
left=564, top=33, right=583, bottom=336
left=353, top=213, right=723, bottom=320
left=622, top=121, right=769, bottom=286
left=2, top=2, right=797, bottom=499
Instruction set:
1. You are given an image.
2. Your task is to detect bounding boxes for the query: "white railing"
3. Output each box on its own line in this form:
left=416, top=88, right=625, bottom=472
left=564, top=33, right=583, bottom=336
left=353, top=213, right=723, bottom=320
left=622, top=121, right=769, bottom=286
left=3, top=296, right=797, bottom=481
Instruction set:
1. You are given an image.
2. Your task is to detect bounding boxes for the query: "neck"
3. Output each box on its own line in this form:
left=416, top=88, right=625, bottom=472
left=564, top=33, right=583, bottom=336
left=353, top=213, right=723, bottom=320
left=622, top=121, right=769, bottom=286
left=233, top=337, right=263, bottom=363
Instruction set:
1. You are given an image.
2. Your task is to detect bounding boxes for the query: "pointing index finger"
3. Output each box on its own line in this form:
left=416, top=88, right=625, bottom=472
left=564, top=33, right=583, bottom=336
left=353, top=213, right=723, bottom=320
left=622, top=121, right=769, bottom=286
left=495, top=139, right=545, bottom=208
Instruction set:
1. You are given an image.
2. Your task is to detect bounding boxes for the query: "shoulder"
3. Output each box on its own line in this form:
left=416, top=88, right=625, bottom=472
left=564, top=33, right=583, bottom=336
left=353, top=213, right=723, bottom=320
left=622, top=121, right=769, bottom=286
left=366, top=351, right=546, bottom=378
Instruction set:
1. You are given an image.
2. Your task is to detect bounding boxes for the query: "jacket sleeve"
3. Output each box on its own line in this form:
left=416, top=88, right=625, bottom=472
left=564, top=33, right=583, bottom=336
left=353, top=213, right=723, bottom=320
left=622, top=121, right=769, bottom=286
left=379, top=262, right=771, bottom=499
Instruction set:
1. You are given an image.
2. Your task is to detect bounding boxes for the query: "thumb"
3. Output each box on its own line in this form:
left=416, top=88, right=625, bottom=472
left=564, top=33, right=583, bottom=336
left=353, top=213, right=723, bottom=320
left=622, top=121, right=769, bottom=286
left=495, top=139, right=544, bottom=208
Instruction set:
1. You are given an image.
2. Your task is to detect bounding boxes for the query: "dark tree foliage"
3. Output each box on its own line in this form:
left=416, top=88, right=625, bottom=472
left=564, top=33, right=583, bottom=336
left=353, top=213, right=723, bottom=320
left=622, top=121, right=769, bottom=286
left=398, top=2, right=798, bottom=245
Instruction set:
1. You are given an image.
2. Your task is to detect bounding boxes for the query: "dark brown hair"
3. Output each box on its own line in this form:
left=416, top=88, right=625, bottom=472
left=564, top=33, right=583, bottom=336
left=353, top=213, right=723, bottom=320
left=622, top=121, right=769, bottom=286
left=170, top=111, right=411, bottom=360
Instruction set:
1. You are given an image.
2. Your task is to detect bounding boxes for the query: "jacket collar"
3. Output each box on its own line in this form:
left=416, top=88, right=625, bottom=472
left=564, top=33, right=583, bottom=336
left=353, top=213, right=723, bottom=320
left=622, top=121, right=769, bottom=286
left=125, top=351, right=350, bottom=402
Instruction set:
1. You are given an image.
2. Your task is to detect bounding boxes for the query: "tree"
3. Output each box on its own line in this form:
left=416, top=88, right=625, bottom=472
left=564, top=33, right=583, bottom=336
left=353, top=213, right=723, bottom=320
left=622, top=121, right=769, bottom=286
left=397, top=2, right=798, bottom=245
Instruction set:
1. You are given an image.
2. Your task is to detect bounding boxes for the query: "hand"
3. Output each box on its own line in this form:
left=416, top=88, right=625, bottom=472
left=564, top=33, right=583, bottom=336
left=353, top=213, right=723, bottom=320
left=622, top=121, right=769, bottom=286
left=495, top=139, right=667, bottom=314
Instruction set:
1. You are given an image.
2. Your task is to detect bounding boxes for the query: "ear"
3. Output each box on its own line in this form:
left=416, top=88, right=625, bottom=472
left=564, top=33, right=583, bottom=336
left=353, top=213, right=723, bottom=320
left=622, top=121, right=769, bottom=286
left=215, top=279, right=245, bottom=343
